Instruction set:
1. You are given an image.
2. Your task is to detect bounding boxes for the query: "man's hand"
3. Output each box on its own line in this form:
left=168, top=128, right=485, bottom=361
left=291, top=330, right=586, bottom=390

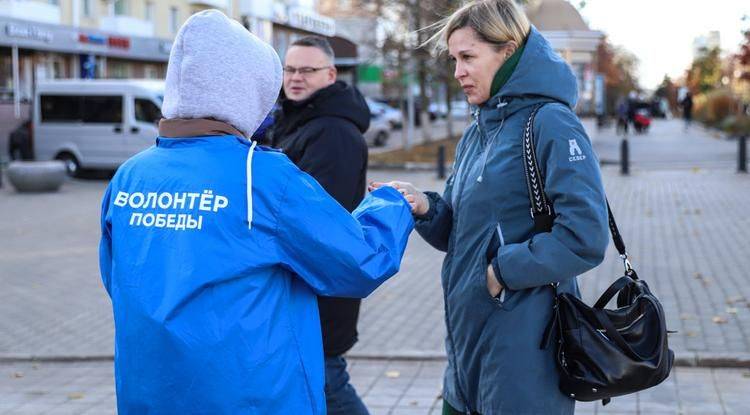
left=369, top=181, right=429, bottom=216
left=486, top=264, right=504, bottom=298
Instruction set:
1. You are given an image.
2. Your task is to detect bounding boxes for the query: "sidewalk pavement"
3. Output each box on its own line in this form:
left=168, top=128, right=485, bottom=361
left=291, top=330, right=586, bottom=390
left=2, top=359, right=749, bottom=414
left=589, top=119, right=738, bottom=170
left=355, top=166, right=750, bottom=366
left=2, top=118, right=750, bottom=411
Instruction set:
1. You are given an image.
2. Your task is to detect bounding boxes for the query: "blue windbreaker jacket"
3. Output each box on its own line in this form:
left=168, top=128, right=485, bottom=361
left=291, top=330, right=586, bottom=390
left=99, top=134, right=413, bottom=414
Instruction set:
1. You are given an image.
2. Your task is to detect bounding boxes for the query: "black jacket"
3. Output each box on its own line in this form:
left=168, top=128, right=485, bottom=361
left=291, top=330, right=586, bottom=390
left=269, top=81, right=370, bottom=356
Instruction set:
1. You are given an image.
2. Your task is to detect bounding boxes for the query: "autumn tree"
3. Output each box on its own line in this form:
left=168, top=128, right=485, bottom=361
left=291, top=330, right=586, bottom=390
left=596, top=38, right=640, bottom=114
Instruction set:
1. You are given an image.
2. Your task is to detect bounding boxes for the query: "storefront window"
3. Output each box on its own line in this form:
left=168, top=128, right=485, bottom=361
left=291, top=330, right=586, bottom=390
left=0, top=51, right=12, bottom=102
left=109, top=61, right=130, bottom=79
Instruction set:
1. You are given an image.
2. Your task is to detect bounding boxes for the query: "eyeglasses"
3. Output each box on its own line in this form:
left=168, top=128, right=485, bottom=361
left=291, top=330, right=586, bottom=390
left=283, top=66, right=331, bottom=75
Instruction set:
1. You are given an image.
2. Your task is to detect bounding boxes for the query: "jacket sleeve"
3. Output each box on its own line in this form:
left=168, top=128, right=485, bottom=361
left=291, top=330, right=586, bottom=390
left=276, top=165, right=414, bottom=298
left=99, top=183, right=113, bottom=297
left=295, top=119, right=367, bottom=212
left=414, top=190, right=453, bottom=252
left=414, top=132, right=469, bottom=252
left=492, top=104, right=609, bottom=291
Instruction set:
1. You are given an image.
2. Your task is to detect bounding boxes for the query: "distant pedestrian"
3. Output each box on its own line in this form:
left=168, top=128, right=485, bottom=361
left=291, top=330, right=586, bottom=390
left=681, top=91, right=693, bottom=132
left=616, top=97, right=629, bottom=135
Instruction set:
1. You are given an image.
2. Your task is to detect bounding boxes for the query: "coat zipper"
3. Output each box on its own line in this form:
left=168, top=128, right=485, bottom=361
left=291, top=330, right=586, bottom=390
left=443, top=107, right=486, bottom=414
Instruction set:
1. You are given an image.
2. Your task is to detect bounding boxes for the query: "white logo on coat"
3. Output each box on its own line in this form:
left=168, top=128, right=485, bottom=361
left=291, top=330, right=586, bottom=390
left=568, top=139, right=586, bottom=162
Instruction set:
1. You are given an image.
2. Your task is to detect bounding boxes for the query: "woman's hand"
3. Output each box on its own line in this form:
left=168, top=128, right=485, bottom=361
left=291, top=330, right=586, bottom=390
left=369, top=181, right=430, bottom=216
left=487, top=264, right=504, bottom=297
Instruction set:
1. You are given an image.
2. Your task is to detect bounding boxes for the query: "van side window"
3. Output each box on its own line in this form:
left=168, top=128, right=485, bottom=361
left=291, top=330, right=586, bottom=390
left=82, top=96, right=123, bottom=123
left=40, top=95, right=122, bottom=123
left=41, top=95, right=82, bottom=122
left=135, top=98, right=162, bottom=124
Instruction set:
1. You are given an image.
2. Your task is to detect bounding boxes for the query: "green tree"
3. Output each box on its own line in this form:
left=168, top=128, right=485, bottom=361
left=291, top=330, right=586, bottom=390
left=687, top=47, right=722, bottom=93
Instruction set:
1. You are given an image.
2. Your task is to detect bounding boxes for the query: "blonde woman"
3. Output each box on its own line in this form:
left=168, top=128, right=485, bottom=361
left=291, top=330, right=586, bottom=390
left=372, top=1, right=609, bottom=413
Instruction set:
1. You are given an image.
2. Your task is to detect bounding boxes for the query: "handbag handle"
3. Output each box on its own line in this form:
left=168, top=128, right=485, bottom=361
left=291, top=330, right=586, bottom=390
left=523, top=104, right=634, bottom=275
left=593, top=275, right=635, bottom=309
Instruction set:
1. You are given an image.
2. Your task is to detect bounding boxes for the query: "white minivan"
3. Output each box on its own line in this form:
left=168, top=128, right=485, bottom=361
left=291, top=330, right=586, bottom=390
left=34, top=79, right=164, bottom=176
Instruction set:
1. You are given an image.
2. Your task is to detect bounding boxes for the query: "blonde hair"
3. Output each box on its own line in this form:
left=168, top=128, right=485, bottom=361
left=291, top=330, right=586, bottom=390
left=424, top=0, right=531, bottom=52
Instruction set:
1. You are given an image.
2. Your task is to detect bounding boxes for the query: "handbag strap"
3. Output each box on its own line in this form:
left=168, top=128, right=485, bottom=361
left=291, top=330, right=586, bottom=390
left=593, top=275, right=635, bottom=309
left=522, top=104, right=633, bottom=274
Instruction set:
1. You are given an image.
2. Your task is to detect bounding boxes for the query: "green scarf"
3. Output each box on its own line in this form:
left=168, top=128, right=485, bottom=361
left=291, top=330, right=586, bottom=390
left=489, top=41, right=526, bottom=97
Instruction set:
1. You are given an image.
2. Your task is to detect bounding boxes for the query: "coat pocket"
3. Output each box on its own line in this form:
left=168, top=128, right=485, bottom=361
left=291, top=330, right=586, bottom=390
left=480, top=222, right=517, bottom=309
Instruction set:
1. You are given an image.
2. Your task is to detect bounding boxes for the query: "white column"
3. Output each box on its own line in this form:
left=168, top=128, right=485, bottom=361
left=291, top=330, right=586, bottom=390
left=12, top=45, right=20, bottom=119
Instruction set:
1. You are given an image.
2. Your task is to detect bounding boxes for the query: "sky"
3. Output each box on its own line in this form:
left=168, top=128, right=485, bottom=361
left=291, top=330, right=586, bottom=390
left=576, top=0, right=750, bottom=90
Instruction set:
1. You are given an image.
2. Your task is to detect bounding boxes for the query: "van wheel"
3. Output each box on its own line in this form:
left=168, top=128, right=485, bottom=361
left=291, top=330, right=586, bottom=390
left=55, top=153, right=80, bottom=177
left=374, top=131, right=389, bottom=147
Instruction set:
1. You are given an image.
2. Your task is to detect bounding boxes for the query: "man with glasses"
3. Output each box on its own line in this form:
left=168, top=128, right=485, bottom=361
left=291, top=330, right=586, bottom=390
left=267, top=36, right=371, bottom=415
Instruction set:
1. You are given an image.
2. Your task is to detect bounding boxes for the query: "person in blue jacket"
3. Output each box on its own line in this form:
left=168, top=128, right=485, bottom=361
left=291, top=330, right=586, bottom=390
left=372, top=1, right=609, bottom=414
left=98, top=10, right=414, bottom=414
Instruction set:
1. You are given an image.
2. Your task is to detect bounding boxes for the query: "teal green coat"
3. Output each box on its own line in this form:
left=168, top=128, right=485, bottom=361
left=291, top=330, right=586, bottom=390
left=416, top=27, right=609, bottom=414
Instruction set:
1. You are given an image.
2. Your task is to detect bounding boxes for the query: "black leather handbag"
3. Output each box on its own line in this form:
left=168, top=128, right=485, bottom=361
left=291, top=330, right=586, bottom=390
left=521, top=104, right=674, bottom=405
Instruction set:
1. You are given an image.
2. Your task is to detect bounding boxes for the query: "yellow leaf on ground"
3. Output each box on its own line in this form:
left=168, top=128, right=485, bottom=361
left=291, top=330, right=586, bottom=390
left=385, top=371, right=400, bottom=378
left=68, top=393, right=84, bottom=400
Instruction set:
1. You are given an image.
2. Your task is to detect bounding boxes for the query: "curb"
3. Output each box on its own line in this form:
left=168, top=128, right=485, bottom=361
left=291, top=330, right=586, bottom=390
left=368, top=162, right=447, bottom=172
left=368, top=160, right=619, bottom=171
left=346, top=351, right=750, bottom=369
left=2, top=352, right=749, bottom=369
left=0, top=354, right=114, bottom=363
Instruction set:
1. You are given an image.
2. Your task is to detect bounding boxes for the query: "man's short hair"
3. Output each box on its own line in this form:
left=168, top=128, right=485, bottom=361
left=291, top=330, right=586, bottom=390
left=291, top=36, right=335, bottom=62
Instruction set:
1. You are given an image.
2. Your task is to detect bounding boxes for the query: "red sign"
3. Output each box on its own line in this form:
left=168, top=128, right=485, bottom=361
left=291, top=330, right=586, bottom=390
left=108, top=36, right=130, bottom=49
left=78, top=33, right=130, bottom=50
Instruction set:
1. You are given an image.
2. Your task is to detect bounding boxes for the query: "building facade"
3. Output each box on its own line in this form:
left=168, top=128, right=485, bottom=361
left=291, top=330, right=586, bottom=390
left=525, top=0, right=604, bottom=114
left=1, top=0, right=353, bottom=150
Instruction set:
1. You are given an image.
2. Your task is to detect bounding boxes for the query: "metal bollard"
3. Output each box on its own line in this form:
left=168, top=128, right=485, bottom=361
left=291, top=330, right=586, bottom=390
left=437, top=145, right=446, bottom=179
left=739, top=135, right=748, bottom=173
left=620, top=138, right=629, bottom=175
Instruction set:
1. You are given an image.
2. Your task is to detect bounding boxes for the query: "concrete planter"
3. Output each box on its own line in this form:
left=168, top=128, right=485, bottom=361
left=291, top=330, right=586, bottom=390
left=7, top=161, right=67, bottom=193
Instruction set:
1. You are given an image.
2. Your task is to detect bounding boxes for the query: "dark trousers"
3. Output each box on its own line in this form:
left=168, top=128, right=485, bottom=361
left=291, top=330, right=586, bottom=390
left=324, top=355, right=369, bottom=415
left=442, top=400, right=481, bottom=415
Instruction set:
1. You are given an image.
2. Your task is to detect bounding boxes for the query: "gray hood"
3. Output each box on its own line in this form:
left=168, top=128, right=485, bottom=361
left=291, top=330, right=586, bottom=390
left=161, top=10, right=282, bottom=138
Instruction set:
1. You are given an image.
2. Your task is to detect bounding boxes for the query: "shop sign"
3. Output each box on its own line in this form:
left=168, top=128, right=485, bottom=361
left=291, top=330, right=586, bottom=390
left=5, top=22, right=54, bottom=43
left=288, top=7, right=335, bottom=36
left=79, top=33, right=131, bottom=50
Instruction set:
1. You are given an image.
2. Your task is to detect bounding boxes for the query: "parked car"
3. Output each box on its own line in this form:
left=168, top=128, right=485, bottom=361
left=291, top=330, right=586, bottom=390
left=33, top=79, right=164, bottom=176
left=364, top=112, right=390, bottom=147
left=366, top=98, right=402, bottom=129
left=429, top=100, right=471, bottom=120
